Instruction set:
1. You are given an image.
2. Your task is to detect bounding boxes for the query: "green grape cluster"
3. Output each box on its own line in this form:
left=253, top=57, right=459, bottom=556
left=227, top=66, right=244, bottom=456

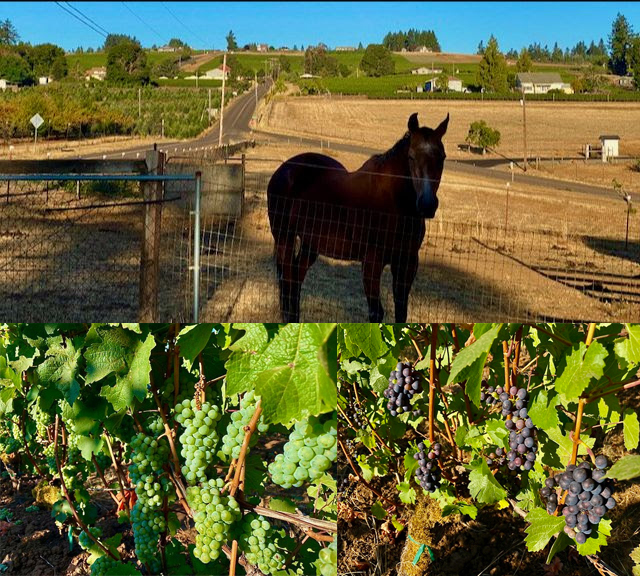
left=130, top=500, right=164, bottom=573
left=34, top=408, right=53, bottom=439
left=237, top=513, right=286, bottom=575
left=0, top=434, right=20, bottom=455
left=94, top=453, right=112, bottom=472
left=218, top=391, right=269, bottom=462
left=268, top=416, right=337, bottom=488
left=315, top=537, right=337, bottom=576
left=175, top=399, right=222, bottom=485
left=78, top=526, right=102, bottom=551
left=43, top=443, right=59, bottom=475
left=186, top=478, right=242, bottom=564
left=129, top=433, right=171, bottom=508
left=147, top=417, right=164, bottom=436
left=90, top=555, right=140, bottom=576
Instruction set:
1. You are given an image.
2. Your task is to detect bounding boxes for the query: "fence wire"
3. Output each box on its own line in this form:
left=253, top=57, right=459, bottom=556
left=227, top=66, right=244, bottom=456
left=0, top=175, right=196, bottom=322
left=194, top=170, right=640, bottom=323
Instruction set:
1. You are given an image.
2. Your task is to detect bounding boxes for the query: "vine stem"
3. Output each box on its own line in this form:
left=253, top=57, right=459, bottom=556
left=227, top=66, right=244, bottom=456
left=54, top=416, right=117, bottom=560
left=173, top=322, right=180, bottom=406
left=511, top=326, right=523, bottom=387
left=104, top=431, right=130, bottom=513
left=450, top=325, right=474, bottom=424
left=238, top=499, right=337, bottom=535
left=570, top=323, right=596, bottom=465
left=428, top=323, right=438, bottom=444
left=230, top=540, right=238, bottom=576
left=149, top=373, right=183, bottom=477
left=229, top=398, right=262, bottom=498
left=525, top=323, right=572, bottom=346
left=584, top=378, right=640, bottom=404
left=337, top=437, right=400, bottom=511
left=502, top=341, right=511, bottom=390
left=91, top=455, right=120, bottom=506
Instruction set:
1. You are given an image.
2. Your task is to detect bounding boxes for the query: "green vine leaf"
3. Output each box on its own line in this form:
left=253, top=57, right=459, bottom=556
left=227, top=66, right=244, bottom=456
left=575, top=517, right=611, bottom=555
left=554, top=341, right=606, bottom=405
left=468, top=459, right=507, bottom=504
left=624, top=409, right=640, bottom=451
left=546, top=531, right=572, bottom=563
left=341, top=324, right=387, bottom=361
left=176, top=324, right=215, bottom=364
left=36, top=336, right=83, bottom=406
left=614, top=324, right=640, bottom=364
left=528, top=388, right=559, bottom=430
left=524, top=508, right=565, bottom=552
left=606, top=454, right=640, bottom=480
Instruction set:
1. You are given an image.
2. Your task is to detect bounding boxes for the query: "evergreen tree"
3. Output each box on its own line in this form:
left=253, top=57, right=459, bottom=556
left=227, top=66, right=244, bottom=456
left=629, top=36, right=640, bottom=89
left=609, top=13, right=633, bottom=75
left=360, top=44, right=395, bottom=77
left=476, top=35, right=508, bottom=92
left=226, top=30, right=238, bottom=51
left=516, top=48, right=532, bottom=72
left=0, top=18, right=18, bottom=46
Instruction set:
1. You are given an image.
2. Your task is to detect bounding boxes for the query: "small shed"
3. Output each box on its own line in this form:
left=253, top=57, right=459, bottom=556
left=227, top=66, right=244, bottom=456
left=599, top=134, right=620, bottom=162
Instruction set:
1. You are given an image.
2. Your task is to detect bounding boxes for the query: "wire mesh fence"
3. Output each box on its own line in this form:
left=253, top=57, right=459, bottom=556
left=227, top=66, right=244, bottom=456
left=0, top=171, right=197, bottom=322
left=195, top=169, right=640, bottom=323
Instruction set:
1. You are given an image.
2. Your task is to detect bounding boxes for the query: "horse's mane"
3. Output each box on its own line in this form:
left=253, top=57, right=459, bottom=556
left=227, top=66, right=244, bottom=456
left=358, top=132, right=410, bottom=172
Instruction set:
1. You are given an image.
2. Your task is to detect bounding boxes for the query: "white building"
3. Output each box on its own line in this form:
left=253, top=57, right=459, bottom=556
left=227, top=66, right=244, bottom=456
left=412, top=67, right=442, bottom=75
left=516, top=72, right=573, bottom=94
left=85, top=67, right=106, bottom=81
left=600, top=135, right=620, bottom=162
left=38, top=76, right=52, bottom=85
left=203, top=65, right=230, bottom=80
left=0, top=79, right=18, bottom=91
left=424, top=76, right=463, bottom=93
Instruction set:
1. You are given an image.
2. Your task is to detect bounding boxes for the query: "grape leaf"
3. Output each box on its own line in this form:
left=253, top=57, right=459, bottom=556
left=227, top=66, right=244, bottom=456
left=225, top=323, right=336, bottom=425
left=575, top=517, right=611, bottom=556
left=528, top=388, right=559, bottom=430
left=524, top=508, right=565, bottom=552
left=598, top=395, right=621, bottom=425
left=91, top=328, right=156, bottom=412
left=624, top=409, right=640, bottom=451
left=614, top=324, right=640, bottom=364
left=76, top=436, right=104, bottom=462
left=176, top=324, right=215, bottom=364
left=342, top=324, right=386, bottom=361
left=397, top=482, right=416, bottom=504
left=448, top=324, right=502, bottom=389
left=546, top=531, right=572, bottom=563
left=606, top=454, right=640, bottom=480
left=485, top=419, right=509, bottom=446
left=268, top=498, right=297, bottom=514
left=468, top=460, right=507, bottom=504
left=554, top=342, right=606, bottom=405
left=36, top=336, right=82, bottom=405
left=371, top=501, right=387, bottom=519
left=545, top=426, right=595, bottom=464
left=369, top=353, right=396, bottom=393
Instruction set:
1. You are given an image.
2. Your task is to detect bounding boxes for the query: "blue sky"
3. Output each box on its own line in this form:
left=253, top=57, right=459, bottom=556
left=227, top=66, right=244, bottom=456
left=1, top=2, right=639, bottom=53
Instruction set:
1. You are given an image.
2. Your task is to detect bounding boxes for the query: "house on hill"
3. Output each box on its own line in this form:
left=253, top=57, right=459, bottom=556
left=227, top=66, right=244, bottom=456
left=516, top=72, right=573, bottom=94
left=85, top=67, right=106, bottom=81
left=203, top=65, right=230, bottom=80
left=335, top=46, right=356, bottom=52
left=412, top=67, right=443, bottom=75
left=0, top=79, right=19, bottom=92
left=424, top=76, right=463, bottom=93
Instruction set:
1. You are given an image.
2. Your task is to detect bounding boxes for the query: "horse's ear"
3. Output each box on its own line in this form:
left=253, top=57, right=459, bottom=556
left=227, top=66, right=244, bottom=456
left=435, top=113, right=449, bottom=139
left=408, top=113, right=419, bottom=133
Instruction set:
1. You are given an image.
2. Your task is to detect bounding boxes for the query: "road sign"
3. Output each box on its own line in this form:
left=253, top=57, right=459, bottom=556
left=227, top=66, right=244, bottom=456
left=30, top=113, right=44, bottom=130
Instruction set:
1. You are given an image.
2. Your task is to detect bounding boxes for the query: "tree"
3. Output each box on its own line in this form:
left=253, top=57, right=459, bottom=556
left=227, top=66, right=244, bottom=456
left=477, top=40, right=485, bottom=55
left=358, top=41, right=364, bottom=51
left=609, top=13, right=633, bottom=75
left=551, top=42, right=564, bottom=62
left=436, top=70, right=449, bottom=92
left=226, top=30, right=238, bottom=51
left=27, top=43, right=67, bottom=77
left=152, top=58, right=179, bottom=78
left=50, top=54, right=68, bottom=80
left=0, top=50, right=33, bottom=84
left=304, top=44, right=339, bottom=76
left=466, top=120, right=501, bottom=154
left=516, top=48, right=533, bottom=72
left=476, top=35, right=508, bottom=92
left=106, top=39, right=150, bottom=85
left=103, top=33, right=138, bottom=51
left=168, top=38, right=189, bottom=49
left=0, top=19, right=18, bottom=46
left=628, top=37, right=640, bottom=90
left=360, top=44, right=395, bottom=77
left=278, top=55, right=291, bottom=74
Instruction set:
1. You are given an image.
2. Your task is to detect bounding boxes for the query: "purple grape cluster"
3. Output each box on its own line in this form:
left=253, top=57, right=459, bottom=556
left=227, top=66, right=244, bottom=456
left=345, top=399, right=369, bottom=431
left=484, top=382, right=538, bottom=472
left=384, top=362, right=422, bottom=417
left=541, top=456, right=616, bottom=545
left=485, top=447, right=505, bottom=467
left=414, top=441, right=442, bottom=493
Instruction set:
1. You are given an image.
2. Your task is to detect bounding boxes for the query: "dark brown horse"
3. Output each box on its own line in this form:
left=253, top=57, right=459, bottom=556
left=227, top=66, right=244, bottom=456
left=267, top=112, right=449, bottom=322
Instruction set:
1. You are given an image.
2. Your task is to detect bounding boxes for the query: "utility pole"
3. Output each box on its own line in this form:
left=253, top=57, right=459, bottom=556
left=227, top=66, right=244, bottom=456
left=208, top=88, right=212, bottom=125
left=196, top=70, right=198, bottom=89
left=218, top=52, right=227, bottom=146
left=254, top=71, right=258, bottom=108
left=138, top=87, right=141, bottom=119
left=521, top=90, right=528, bottom=171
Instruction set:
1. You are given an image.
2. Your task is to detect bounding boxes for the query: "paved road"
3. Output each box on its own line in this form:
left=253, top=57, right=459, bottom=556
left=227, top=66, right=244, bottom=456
left=252, top=129, right=634, bottom=201
left=85, top=80, right=271, bottom=160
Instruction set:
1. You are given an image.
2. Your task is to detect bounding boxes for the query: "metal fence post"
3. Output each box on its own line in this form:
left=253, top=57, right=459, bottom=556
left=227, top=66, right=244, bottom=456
left=139, top=149, right=165, bottom=322
left=193, top=171, right=202, bottom=322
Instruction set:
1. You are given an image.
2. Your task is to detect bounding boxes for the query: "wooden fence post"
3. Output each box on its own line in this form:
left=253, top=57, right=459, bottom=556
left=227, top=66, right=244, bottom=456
left=139, top=148, right=164, bottom=322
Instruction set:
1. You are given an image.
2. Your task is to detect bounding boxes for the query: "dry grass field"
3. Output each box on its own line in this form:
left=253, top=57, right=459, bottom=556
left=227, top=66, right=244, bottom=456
left=257, top=96, right=640, bottom=161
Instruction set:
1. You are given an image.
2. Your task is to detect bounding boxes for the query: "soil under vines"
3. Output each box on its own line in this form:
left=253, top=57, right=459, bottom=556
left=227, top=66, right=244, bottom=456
left=338, top=391, right=640, bottom=576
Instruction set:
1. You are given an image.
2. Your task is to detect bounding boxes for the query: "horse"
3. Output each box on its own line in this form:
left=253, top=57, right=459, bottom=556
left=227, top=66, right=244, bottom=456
left=266, top=112, right=449, bottom=322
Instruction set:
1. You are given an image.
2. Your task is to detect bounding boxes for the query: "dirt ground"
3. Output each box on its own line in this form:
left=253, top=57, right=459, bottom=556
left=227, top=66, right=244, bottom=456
left=338, top=389, right=640, bottom=576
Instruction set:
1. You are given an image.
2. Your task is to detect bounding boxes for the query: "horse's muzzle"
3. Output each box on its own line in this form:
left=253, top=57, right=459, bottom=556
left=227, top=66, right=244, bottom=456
left=417, top=187, right=438, bottom=219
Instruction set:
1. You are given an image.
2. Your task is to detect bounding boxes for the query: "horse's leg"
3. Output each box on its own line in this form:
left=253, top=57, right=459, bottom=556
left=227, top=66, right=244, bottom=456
left=391, top=253, right=419, bottom=323
left=289, top=244, right=318, bottom=321
left=362, top=252, right=385, bottom=322
left=275, top=239, right=298, bottom=322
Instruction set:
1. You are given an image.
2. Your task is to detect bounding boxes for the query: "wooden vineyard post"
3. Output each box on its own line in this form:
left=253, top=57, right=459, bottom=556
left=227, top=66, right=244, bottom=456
left=139, top=148, right=165, bottom=322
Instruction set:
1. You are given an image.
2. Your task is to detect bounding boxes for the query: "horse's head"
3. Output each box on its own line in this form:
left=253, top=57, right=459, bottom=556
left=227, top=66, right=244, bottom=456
left=407, top=112, right=449, bottom=218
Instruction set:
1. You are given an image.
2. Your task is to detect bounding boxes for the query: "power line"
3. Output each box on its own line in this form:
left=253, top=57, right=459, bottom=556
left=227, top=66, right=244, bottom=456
left=63, top=2, right=111, bottom=37
left=161, top=2, right=208, bottom=48
left=54, top=1, right=107, bottom=38
left=121, top=2, right=168, bottom=46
